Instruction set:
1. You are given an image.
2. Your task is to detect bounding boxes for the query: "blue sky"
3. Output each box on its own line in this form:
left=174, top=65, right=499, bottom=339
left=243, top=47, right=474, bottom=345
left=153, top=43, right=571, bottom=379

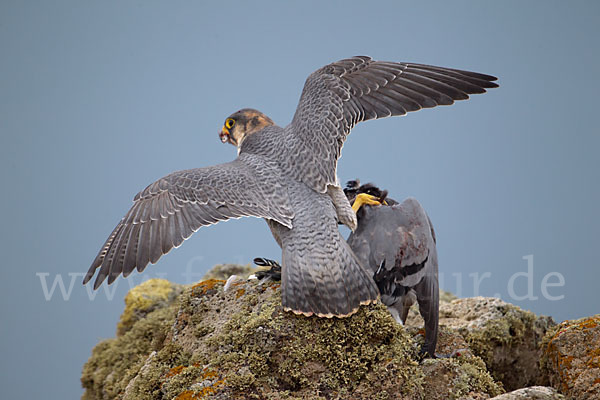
left=1, top=1, right=598, bottom=398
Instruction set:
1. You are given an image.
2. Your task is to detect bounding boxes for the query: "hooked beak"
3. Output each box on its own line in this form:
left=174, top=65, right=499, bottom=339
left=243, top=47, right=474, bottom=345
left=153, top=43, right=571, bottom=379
left=219, top=126, right=230, bottom=143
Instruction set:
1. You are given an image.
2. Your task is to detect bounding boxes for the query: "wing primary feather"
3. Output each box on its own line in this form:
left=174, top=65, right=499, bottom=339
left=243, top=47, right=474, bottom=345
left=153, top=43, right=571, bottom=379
left=93, top=223, right=125, bottom=289
left=203, top=205, right=228, bottom=223
left=377, top=89, right=421, bottom=113
left=386, top=81, right=438, bottom=109
left=107, top=224, right=131, bottom=284
left=392, top=76, right=455, bottom=106
left=159, top=214, right=174, bottom=254
left=171, top=211, right=185, bottom=248
left=359, top=94, right=393, bottom=118
left=189, top=206, right=214, bottom=226
left=149, top=218, right=163, bottom=264
left=124, top=202, right=140, bottom=224
left=135, top=221, right=151, bottom=273
left=401, top=71, right=469, bottom=100
left=406, top=66, right=489, bottom=94
left=97, top=223, right=127, bottom=288
left=406, top=63, right=498, bottom=84
left=157, top=191, right=170, bottom=218
left=410, top=65, right=498, bottom=88
left=177, top=206, right=196, bottom=239
left=84, top=222, right=121, bottom=284
left=122, top=222, right=141, bottom=277
left=138, top=198, right=152, bottom=223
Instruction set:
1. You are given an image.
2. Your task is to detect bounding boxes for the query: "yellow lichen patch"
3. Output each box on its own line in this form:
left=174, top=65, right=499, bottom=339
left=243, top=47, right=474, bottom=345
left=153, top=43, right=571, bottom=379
left=117, top=279, right=177, bottom=336
left=579, top=316, right=599, bottom=329
left=235, top=288, right=245, bottom=298
left=191, top=279, right=225, bottom=296
left=540, top=314, right=600, bottom=398
left=174, top=390, right=197, bottom=400
left=164, top=365, right=186, bottom=379
left=587, top=346, right=600, bottom=369
left=551, top=315, right=599, bottom=342
left=173, top=377, right=226, bottom=399
left=200, top=368, right=218, bottom=380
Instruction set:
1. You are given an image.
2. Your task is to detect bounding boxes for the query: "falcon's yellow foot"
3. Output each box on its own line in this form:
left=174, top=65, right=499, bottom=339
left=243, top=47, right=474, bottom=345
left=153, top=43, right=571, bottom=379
left=352, top=193, right=386, bottom=213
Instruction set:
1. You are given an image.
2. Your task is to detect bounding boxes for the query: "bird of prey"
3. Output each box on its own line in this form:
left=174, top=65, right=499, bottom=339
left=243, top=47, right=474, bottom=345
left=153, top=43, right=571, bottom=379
left=84, top=56, right=497, bottom=318
left=344, top=181, right=439, bottom=357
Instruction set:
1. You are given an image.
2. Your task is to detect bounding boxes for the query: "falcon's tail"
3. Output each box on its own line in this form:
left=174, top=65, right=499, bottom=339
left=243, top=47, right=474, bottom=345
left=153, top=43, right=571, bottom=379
left=281, top=237, right=380, bottom=318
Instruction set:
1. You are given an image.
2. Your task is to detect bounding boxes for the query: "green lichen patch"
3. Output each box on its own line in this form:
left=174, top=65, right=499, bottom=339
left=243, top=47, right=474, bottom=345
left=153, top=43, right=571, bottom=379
left=117, top=278, right=182, bottom=336
left=437, top=297, right=555, bottom=391
left=419, top=355, right=503, bottom=399
left=439, top=290, right=458, bottom=303
left=81, top=305, right=183, bottom=400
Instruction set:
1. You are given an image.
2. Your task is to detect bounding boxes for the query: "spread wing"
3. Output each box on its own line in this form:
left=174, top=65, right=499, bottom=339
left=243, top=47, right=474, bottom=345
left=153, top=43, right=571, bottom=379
left=84, top=154, right=294, bottom=289
left=288, top=56, right=498, bottom=192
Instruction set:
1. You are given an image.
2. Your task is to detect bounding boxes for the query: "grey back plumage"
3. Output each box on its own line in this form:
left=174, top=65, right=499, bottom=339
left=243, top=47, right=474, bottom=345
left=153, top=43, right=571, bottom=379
left=268, top=181, right=379, bottom=317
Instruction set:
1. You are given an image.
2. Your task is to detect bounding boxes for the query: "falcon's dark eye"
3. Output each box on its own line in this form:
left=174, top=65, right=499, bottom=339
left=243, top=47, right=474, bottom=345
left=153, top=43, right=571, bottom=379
left=225, top=118, right=235, bottom=129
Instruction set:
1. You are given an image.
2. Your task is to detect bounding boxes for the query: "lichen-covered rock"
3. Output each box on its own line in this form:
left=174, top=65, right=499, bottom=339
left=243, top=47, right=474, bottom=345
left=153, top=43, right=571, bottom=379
left=82, top=276, right=503, bottom=400
left=540, top=315, right=600, bottom=400
left=440, top=290, right=458, bottom=303
left=429, top=297, right=554, bottom=391
left=483, top=386, right=565, bottom=399
left=81, top=301, right=184, bottom=399
left=117, top=279, right=183, bottom=336
left=201, top=263, right=258, bottom=281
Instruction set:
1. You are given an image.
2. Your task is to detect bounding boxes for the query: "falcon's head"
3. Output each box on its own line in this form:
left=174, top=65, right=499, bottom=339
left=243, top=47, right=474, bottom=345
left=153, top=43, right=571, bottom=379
left=219, top=109, right=275, bottom=147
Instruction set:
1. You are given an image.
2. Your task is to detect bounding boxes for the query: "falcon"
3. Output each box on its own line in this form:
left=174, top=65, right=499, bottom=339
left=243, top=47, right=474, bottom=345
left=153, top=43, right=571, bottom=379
left=84, top=56, right=497, bottom=318
left=344, top=181, right=439, bottom=357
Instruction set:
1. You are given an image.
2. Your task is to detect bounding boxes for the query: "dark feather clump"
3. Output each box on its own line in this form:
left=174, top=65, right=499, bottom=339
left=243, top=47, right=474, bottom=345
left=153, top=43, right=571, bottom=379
left=343, top=179, right=398, bottom=205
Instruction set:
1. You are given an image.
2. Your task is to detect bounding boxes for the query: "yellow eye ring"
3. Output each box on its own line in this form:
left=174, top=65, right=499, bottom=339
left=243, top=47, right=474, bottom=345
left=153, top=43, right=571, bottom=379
left=225, top=118, right=235, bottom=129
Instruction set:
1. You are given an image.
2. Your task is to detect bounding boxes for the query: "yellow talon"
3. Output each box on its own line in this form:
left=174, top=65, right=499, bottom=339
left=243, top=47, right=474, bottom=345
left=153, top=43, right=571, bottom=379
left=352, top=193, right=386, bottom=213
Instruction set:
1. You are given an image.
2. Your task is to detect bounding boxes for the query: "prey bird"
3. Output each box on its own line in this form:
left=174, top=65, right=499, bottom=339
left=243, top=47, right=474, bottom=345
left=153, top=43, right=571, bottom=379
left=84, top=56, right=497, bottom=318
left=345, top=181, right=439, bottom=357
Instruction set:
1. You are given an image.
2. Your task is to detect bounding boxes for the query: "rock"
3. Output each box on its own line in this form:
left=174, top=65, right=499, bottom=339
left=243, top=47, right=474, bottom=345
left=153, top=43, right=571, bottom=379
left=540, top=315, right=600, bottom=400
left=484, top=386, right=564, bottom=399
left=117, top=279, right=183, bottom=336
left=81, top=280, right=183, bottom=400
left=82, top=276, right=503, bottom=400
left=406, top=297, right=555, bottom=391
left=201, top=263, right=259, bottom=281
left=440, top=289, right=458, bottom=303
